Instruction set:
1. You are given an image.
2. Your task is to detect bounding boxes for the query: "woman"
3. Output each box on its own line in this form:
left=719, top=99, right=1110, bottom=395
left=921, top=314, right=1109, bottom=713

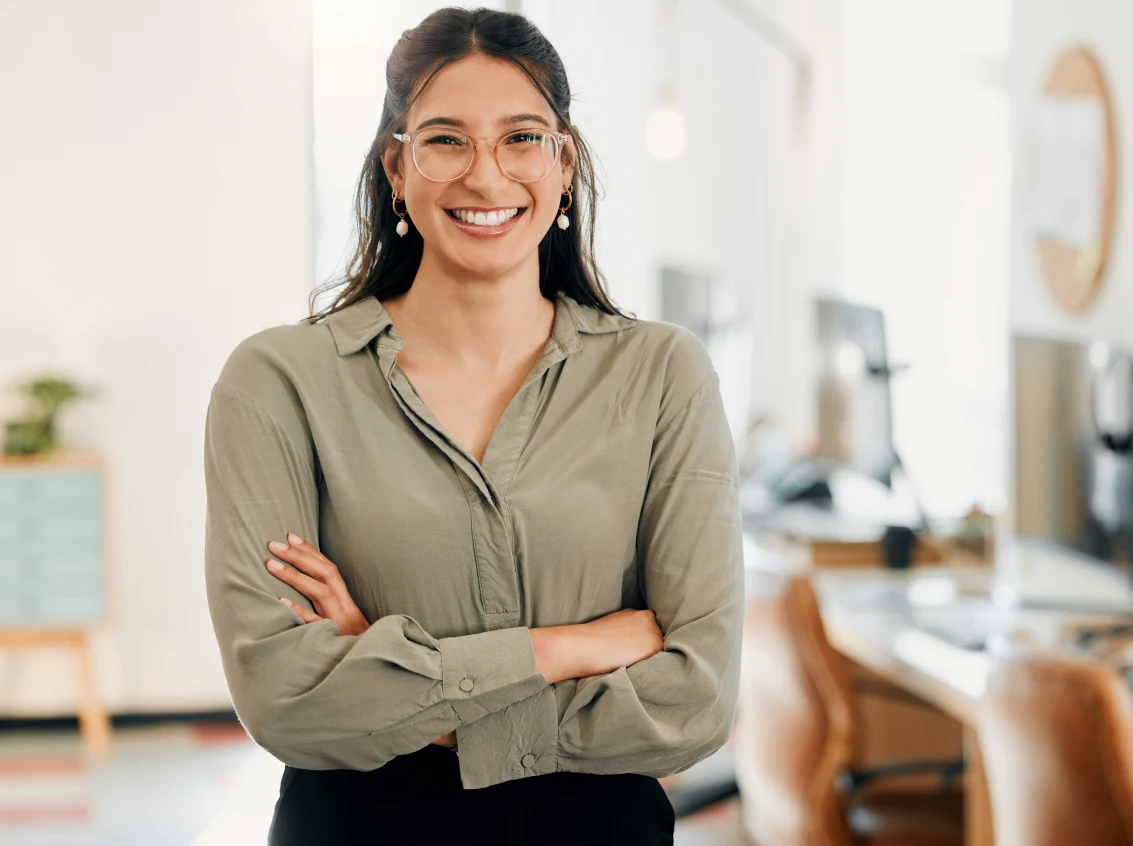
left=203, top=7, right=744, bottom=845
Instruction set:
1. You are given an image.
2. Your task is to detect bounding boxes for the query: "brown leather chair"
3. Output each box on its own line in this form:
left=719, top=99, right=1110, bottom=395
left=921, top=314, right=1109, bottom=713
left=979, top=653, right=1133, bottom=846
left=735, top=575, right=963, bottom=846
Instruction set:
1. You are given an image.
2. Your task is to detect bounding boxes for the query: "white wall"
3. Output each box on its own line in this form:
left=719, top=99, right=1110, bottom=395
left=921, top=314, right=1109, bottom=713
left=839, top=0, right=1012, bottom=516
left=1009, top=0, right=1133, bottom=346
left=0, top=0, right=313, bottom=714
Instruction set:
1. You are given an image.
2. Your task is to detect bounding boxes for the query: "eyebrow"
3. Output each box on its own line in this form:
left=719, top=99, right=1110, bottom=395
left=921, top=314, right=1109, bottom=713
left=414, top=113, right=552, bottom=131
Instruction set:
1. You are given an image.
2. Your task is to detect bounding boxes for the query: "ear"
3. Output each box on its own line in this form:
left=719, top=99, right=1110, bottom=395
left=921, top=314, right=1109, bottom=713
left=560, top=132, right=576, bottom=191
left=380, top=143, right=405, bottom=196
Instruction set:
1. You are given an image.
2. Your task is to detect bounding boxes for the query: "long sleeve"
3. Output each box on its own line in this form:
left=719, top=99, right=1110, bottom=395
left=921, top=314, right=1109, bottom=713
left=204, top=364, right=550, bottom=771
left=453, top=335, right=745, bottom=789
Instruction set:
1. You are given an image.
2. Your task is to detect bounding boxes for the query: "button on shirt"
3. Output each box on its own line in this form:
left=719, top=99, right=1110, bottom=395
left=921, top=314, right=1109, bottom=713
left=203, top=292, right=744, bottom=790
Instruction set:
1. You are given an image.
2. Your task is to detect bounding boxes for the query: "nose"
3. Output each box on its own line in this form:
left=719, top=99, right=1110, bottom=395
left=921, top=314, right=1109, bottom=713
left=460, top=138, right=511, bottom=196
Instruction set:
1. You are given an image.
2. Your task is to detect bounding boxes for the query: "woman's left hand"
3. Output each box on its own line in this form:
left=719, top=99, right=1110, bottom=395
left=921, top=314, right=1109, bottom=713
left=266, top=533, right=455, bottom=748
left=265, top=533, right=371, bottom=636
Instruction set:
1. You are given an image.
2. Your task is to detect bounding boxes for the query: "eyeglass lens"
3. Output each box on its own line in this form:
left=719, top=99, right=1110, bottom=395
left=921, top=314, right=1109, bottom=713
left=412, top=129, right=560, bottom=182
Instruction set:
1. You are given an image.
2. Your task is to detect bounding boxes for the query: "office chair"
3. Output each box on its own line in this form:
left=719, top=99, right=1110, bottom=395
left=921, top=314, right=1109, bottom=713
left=979, top=653, right=1133, bottom=846
left=735, top=575, right=964, bottom=846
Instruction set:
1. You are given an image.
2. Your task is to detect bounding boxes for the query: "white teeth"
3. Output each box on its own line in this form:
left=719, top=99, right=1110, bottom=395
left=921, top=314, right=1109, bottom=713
left=451, top=208, right=519, bottom=226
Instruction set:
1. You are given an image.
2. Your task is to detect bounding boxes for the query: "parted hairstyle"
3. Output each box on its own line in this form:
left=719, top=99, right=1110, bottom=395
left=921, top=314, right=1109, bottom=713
left=306, top=6, right=633, bottom=324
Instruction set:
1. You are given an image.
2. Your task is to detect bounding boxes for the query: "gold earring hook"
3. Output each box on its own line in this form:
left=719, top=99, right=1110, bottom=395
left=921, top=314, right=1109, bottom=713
left=391, top=190, right=407, bottom=220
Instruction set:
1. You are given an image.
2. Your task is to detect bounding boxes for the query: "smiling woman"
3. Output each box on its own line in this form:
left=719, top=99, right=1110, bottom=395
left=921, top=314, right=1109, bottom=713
left=306, top=10, right=618, bottom=321
left=203, top=7, right=744, bottom=846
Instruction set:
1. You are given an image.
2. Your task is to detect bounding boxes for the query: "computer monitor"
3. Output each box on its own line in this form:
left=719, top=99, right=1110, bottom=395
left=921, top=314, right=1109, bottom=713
left=1013, top=334, right=1133, bottom=575
left=815, top=297, right=897, bottom=487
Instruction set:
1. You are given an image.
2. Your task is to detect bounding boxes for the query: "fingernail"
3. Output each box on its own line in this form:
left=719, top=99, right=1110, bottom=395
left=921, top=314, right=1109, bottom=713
left=268, top=541, right=287, bottom=553
left=287, top=533, right=303, bottom=545
left=278, top=596, right=291, bottom=606
left=266, top=559, right=283, bottom=572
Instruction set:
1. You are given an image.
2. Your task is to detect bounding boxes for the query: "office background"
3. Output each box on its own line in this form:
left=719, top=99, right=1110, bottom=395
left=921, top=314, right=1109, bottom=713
left=2, top=0, right=1133, bottom=843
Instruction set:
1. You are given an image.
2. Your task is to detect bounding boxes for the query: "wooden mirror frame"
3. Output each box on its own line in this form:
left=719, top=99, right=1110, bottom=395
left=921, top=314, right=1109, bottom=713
left=1035, top=46, right=1117, bottom=314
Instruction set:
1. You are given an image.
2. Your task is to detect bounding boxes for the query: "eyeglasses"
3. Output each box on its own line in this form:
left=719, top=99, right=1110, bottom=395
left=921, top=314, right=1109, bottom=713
left=392, top=128, right=571, bottom=184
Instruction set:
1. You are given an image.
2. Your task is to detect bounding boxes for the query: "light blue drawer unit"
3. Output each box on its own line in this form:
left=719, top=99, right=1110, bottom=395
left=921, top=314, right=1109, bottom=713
left=0, top=465, right=105, bottom=625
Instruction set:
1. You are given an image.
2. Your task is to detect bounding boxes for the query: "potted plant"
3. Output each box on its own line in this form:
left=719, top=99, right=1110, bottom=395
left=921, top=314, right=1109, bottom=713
left=3, top=376, right=95, bottom=457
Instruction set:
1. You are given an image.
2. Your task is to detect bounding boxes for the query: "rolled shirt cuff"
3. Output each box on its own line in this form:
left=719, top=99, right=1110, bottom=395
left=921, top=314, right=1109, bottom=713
left=437, top=625, right=549, bottom=726
left=453, top=684, right=560, bottom=789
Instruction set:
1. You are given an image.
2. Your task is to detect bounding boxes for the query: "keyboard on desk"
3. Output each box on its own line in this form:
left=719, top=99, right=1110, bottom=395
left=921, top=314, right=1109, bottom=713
left=915, top=610, right=1133, bottom=656
left=915, top=618, right=991, bottom=651
left=909, top=601, right=1009, bottom=652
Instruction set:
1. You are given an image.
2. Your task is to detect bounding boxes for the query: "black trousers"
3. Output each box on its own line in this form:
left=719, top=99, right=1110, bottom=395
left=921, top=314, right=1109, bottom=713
left=268, top=743, right=675, bottom=845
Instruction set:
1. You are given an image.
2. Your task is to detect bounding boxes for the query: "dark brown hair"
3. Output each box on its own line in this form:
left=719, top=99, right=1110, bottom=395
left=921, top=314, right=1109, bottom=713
left=306, top=6, right=632, bottom=323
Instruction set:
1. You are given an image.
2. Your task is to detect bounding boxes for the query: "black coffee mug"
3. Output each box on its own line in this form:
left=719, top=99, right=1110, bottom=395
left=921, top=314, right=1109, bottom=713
left=882, top=525, right=917, bottom=570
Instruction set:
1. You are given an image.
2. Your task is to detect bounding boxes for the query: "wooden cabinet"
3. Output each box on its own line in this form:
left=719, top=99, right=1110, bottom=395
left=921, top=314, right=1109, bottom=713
left=0, top=453, right=111, bottom=757
left=0, top=465, right=106, bottom=624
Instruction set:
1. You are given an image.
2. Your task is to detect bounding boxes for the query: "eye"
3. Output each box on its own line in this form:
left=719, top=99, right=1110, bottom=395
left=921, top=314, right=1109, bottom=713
left=507, top=131, right=549, bottom=145
left=421, top=133, right=468, bottom=147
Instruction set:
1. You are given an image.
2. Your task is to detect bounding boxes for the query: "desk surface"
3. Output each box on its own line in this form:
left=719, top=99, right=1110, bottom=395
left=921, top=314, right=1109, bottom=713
left=743, top=549, right=1133, bottom=726
left=818, top=568, right=998, bottom=724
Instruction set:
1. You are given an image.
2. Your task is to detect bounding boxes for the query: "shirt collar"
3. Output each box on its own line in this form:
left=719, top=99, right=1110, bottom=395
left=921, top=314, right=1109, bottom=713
left=325, top=292, right=636, bottom=357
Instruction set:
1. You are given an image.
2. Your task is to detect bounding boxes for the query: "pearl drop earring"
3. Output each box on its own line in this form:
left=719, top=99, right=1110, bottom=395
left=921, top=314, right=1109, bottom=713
left=392, top=190, right=410, bottom=237
left=557, top=185, right=573, bottom=230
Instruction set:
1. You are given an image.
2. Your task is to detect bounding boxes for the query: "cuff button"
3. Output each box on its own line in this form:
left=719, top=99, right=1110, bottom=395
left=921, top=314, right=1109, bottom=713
left=521, top=753, right=536, bottom=768
left=458, top=678, right=475, bottom=692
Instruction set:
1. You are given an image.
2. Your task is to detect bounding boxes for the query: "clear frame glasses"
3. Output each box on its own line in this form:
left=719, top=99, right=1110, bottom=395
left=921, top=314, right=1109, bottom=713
left=393, top=127, right=571, bottom=184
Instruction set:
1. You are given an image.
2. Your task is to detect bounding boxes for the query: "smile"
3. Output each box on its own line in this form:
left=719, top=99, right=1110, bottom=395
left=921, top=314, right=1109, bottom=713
left=443, top=206, right=528, bottom=238
left=445, top=207, right=523, bottom=226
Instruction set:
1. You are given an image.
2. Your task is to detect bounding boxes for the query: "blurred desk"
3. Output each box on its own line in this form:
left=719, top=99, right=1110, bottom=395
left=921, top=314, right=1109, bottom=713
left=771, top=563, right=1133, bottom=846
left=817, top=569, right=991, bottom=725
left=808, top=566, right=996, bottom=845
left=813, top=565, right=1133, bottom=716
left=742, top=499, right=975, bottom=568
left=742, top=488, right=1133, bottom=845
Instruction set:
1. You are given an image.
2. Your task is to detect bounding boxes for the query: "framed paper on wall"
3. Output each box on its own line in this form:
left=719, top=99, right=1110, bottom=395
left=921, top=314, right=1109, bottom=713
left=1031, top=46, right=1117, bottom=314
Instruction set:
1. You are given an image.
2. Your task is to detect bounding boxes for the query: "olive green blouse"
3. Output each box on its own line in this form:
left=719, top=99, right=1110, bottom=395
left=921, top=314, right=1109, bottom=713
left=203, top=291, right=744, bottom=790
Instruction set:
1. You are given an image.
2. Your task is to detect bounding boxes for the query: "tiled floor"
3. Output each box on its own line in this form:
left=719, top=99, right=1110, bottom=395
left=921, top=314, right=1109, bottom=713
left=0, top=722, right=255, bottom=846
left=0, top=722, right=749, bottom=845
left=674, top=797, right=748, bottom=846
